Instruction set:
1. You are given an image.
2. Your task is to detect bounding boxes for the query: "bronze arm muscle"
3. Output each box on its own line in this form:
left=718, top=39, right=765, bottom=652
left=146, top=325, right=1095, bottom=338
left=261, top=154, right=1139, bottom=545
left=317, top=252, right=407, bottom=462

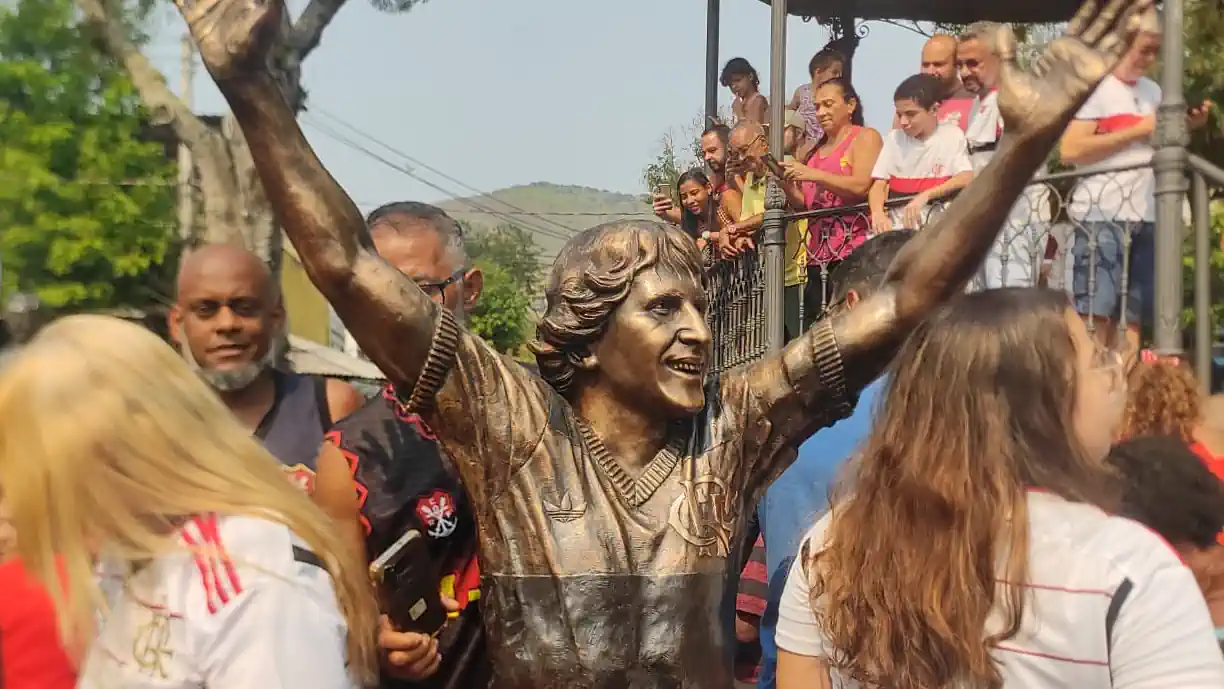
left=176, top=3, right=438, bottom=394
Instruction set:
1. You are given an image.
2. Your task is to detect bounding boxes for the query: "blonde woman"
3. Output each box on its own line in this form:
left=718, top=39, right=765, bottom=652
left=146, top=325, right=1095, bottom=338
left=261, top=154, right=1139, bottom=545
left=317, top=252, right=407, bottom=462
left=0, top=315, right=379, bottom=689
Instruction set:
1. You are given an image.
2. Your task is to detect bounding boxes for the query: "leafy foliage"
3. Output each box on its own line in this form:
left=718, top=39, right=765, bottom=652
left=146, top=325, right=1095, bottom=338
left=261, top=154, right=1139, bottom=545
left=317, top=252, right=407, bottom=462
left=467, top=224, right=543, bottom=354
left=0, top=0, right=175, bottom=310
left=640, top=109, right=731, bottom=204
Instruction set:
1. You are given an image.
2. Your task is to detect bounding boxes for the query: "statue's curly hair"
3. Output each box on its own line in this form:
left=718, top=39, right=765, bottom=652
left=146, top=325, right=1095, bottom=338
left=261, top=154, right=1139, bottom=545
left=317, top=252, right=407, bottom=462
left=529, top=221, right=705, bottom=395
left=1121, top=359, right=1203, bottom=441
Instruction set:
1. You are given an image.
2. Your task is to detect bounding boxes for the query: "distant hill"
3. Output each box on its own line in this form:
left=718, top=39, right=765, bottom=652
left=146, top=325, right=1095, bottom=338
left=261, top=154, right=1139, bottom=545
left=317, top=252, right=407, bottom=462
left=437, top=182, right=651, bottom=265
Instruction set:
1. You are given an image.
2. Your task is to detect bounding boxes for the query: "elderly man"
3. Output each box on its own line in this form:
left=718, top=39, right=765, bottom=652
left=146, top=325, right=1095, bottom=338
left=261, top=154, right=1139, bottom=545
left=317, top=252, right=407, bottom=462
left=312, top=202, right=490, bottom=689
left=177, top=0, right=1147, bottom=683
left=959, top=21, right=1055, bottom=291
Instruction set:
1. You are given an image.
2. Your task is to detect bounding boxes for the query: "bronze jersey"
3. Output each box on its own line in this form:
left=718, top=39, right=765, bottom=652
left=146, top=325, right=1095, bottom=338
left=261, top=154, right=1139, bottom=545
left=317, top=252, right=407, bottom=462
left=420, top=318, right=853, bottom=689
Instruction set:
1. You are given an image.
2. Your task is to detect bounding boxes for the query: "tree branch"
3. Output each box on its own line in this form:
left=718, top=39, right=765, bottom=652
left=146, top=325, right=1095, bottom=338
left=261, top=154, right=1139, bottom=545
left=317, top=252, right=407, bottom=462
left=287, top=0, right=350, bottom=63
left=75, top=0, right=213, bottom=150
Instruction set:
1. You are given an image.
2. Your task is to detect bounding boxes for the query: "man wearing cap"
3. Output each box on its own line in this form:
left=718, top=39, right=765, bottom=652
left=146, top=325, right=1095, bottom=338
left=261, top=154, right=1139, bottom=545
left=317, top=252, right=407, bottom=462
left=725, top=113, right=811, bottom=341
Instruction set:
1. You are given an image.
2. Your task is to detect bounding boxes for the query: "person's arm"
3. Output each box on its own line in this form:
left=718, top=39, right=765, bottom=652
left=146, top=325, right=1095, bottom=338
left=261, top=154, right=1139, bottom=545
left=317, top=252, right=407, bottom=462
left=720, top=189, right=744, bottom=222
left=324, top=378, right=365, bottom=425
left=311, top=441, right=366, bottom=561
left=788, top=86, right=802, bottom=112
left=789, top=128, right=883, bottom=200
left=1058, top=116, right=1153, bottom=166
left=1109, top=561, right=1224, bottom=687
left=746, top=93, right=769, bottom=124
left=200, top=579, right=359, bottom=688
left=915, top=170, right=974, bottom=204
left=867, top=179, right=889, bottom=217
left=655, top=205, right=683, bottom=225
left=726, top=13, right=1147, bottom=485
left=774, top=527, right=836, bottom=689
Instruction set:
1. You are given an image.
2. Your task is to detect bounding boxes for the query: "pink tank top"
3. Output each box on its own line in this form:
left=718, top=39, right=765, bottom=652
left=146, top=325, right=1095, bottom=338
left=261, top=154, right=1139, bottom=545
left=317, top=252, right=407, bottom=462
left=803, top=126, right=870, bottom=265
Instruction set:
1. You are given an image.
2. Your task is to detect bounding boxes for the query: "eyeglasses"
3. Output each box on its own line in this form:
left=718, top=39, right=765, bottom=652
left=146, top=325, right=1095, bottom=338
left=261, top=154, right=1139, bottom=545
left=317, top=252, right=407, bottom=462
left=728, top=134, right=766, bottom=162
left=416, top=270, right=465, bottom=302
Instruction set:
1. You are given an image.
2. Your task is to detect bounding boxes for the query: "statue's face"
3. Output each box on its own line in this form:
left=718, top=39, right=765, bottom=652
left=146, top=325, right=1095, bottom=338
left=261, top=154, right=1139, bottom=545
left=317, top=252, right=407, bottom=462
left=586, top=267, right=711, bottom=418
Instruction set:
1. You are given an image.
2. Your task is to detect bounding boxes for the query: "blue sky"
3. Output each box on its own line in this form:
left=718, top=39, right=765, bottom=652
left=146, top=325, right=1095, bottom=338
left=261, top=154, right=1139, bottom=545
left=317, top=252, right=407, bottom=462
left=141, top=0, right=928, bottom=211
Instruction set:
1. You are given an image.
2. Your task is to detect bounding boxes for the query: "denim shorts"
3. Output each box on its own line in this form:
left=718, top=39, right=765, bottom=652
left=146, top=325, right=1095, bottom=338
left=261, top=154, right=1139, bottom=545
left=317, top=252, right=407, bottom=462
left=1070, top=220, right=1155, bottom=326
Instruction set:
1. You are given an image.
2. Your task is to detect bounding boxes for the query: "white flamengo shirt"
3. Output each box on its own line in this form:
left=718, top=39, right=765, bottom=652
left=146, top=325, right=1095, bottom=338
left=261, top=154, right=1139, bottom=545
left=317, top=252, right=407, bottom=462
left=1067, top=75, right=1161, bottom=223
left=79, top=513, right=359, bottom=689
left=776, top=490, right=1224, bottom=688
left=871, top=123, right=973, bottom=230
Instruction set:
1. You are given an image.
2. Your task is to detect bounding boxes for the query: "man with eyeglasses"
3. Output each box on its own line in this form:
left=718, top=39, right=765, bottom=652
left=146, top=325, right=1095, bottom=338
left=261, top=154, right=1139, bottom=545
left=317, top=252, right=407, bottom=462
left=170, top=243, right=365, bottom=484
left=312, top=201, right=490, bottom=689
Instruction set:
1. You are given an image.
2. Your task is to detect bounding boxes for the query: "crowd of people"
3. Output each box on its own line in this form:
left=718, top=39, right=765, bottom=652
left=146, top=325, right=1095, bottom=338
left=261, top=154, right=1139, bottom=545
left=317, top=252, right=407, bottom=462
left=3, top=2, right=1224, bottom=688
left=654, top=17, right=1213, bottom=353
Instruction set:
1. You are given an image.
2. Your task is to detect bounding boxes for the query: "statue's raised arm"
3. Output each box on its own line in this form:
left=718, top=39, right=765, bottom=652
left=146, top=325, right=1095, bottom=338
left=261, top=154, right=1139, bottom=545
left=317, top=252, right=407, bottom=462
left=175, top=0, right=438, bottom=395
left=740, top=0, right=1150, bottom=478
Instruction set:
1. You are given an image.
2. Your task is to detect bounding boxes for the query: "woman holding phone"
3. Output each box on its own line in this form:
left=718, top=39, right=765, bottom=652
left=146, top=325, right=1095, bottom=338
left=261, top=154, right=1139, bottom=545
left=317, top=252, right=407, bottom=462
left=652, top=169, right=741, bottom=253
left=671, top=168, right=741, bottom=252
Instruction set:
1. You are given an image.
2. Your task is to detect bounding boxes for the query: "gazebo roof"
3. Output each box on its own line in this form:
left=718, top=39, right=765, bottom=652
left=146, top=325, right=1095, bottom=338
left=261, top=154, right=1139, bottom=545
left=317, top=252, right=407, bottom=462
left=757, top=0, right=1080, bottom=24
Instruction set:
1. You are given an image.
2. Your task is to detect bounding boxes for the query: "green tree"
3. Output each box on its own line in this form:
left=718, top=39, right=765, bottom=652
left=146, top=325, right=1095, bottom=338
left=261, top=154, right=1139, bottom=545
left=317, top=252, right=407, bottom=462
left=641, top=108, right=732, bottom=203
left=0, top=0, right=175, bottom=310
left=467, top=224, right=543, bottom=354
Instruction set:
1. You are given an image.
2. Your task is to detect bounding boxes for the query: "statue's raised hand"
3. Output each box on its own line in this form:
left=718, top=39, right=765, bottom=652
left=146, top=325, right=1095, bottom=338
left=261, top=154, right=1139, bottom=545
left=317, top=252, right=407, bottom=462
left=174, top=0, right=280, bottom=84
left=997, top=0, right=1153, bottom=138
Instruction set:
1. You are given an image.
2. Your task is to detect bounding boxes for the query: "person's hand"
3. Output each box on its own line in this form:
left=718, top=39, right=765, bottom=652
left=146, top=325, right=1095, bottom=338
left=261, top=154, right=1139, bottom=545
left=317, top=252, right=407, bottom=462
left=902, top=193, right=929, bottom=229
left=781, top=160, right=812, bottom=182
left=173, top=0, right=281, bottom=84
left=996, top=0, right=1153, bottom=139
left=378, top=596, right=461, bottom=680
left=1135, top=113, right=1157, bottom=138
left=870, top=210, right=893, bottom=234
left=1188, top=100, right=1212, bottom=131
left=652, top=194, right=674, bottom=217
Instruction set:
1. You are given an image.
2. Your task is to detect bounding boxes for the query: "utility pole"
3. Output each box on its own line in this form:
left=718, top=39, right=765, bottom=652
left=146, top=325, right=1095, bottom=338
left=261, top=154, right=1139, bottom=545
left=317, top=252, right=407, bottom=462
left=177, top=33, right=196, bottom=245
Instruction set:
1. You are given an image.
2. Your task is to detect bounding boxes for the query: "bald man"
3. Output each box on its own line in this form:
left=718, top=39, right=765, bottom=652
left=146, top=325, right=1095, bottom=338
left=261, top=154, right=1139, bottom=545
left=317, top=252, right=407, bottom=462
left=169, top=243, right=364, bottom=490
left=901, top=35, right=975, bottom=133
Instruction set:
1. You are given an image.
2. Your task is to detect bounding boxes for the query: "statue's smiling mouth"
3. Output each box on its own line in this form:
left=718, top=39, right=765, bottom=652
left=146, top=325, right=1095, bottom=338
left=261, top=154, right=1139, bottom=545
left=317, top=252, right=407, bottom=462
left=665, top=359, right=705, bottom=376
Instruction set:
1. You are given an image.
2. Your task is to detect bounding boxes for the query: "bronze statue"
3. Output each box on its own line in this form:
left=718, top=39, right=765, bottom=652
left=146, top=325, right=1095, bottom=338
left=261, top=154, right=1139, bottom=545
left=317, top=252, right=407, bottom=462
left=175, top=0, right=1149, bottom=684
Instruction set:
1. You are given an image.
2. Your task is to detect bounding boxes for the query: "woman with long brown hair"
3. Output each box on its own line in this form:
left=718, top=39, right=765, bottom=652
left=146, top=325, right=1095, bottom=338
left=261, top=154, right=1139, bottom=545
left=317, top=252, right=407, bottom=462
left=775, top=288, right=1224, bottom=688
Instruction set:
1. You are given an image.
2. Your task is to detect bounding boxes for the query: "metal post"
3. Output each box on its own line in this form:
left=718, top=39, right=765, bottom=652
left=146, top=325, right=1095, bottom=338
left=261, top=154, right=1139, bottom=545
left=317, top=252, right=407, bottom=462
left=1152, top=1, right=1187, bottom=354
left=1193, top=172, right=1211, bottom=390
left=177, top=33, right=196, bottom=244
left=704, top=0, right=720, bottom=124
left=762, top=0, right=788, bottom=352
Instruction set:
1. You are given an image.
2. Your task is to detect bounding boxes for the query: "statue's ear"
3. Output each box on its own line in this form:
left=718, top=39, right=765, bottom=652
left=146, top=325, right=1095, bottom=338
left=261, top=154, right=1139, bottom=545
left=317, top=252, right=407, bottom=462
left=574, top=347, right=598, bottom=372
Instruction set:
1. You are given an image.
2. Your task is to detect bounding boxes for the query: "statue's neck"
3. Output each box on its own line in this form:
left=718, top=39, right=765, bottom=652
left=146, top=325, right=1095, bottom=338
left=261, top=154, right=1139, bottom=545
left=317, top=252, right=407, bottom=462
left=572, top=387, right=669, bottom=474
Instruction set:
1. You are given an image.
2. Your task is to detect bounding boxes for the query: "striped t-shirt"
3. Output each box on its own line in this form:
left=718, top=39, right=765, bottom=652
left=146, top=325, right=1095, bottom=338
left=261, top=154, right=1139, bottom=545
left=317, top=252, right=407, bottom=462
left=776, top=490, right=1224, bottom=687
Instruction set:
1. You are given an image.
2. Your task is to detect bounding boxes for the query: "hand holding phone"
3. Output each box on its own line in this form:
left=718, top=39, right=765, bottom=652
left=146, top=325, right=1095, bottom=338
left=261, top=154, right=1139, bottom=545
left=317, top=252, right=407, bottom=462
left=761, top=153, right=786, bottom=180
left=369, top=529, right=447, bottom=636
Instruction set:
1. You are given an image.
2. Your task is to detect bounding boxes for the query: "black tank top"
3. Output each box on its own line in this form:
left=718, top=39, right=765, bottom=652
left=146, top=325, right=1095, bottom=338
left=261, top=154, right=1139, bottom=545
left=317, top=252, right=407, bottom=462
left=254, top=371, right=331, bottom=492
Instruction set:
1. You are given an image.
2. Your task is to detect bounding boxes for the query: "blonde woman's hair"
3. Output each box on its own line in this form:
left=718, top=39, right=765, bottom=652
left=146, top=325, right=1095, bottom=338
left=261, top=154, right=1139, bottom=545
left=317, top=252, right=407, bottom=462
left=0, top=315, right=379, bottom=682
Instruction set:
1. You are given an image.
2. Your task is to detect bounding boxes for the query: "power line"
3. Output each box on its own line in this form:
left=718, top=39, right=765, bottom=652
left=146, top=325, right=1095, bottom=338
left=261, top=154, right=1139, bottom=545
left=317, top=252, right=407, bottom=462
left=300, top=115, right=578, bottom=243
left=308, top=106, right=586, bottom=236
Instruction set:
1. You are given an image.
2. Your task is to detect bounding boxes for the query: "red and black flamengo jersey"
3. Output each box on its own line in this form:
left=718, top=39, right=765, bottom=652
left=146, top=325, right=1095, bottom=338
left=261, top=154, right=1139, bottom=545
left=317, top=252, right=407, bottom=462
left=326, top=386, right=484, bottom=689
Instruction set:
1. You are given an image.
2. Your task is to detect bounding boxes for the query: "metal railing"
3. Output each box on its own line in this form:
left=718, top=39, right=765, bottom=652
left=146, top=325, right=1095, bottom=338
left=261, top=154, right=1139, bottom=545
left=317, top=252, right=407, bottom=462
left=706, top=160, right=1224, bottom=387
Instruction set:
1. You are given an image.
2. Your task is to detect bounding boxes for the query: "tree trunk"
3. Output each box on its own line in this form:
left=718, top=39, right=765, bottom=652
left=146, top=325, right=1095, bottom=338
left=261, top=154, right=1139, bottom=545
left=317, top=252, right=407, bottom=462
left=77, top=0, right=347, bottom=273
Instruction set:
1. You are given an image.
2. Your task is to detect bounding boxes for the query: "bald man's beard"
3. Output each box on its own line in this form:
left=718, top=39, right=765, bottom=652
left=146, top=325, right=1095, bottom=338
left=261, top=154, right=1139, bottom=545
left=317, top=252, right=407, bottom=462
left=180, top=337, right=283, bottom=393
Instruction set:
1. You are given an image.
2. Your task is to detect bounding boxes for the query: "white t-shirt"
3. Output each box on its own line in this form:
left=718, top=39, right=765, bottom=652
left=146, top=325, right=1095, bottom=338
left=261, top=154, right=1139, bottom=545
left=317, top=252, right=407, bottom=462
left=776, top=491, right=1224, bottom=688
left=1068, top=75, right=1160, bottom=223
left=871, top=123, right=973, bottom=229
left=79, top=513, right=359, bottom=689
left=965, top=89, right=1004, bottom=172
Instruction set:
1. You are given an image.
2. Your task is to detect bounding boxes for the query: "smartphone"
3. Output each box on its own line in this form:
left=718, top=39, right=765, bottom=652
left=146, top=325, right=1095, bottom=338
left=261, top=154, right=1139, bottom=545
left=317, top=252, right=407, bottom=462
left=761, top=153, right=786, bottom=179
left=655, top=183, right=672, bottom=200
left=369, top=529, right=447, bottom=636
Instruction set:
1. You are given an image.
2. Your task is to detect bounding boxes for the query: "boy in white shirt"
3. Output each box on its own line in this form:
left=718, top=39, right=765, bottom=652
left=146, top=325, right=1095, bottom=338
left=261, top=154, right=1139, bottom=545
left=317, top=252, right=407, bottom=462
left=869, top=74, right=974, bottom=233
